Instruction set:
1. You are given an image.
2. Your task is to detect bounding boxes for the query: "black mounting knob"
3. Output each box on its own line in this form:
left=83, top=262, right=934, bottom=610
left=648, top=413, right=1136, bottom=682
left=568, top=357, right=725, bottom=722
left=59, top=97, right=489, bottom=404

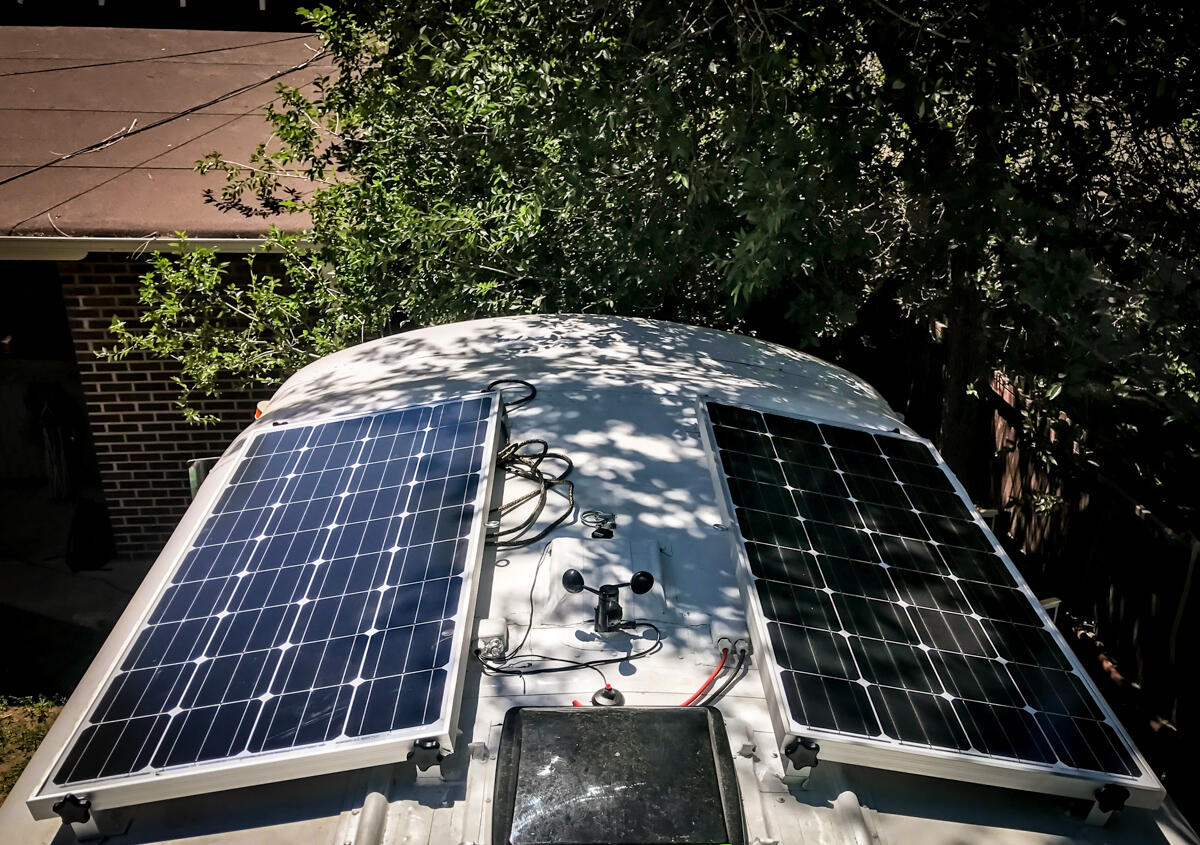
left=1094, top=783, right=1130, bottom=814
left=629, top=570, right=654, bottom=595
left=783, top=736, right=821, bottom=771
left=52, top=794, right=91, bottom=825
left=562, top=569, right=586, bottom=593
left=407, top=737, right=445, bottom=771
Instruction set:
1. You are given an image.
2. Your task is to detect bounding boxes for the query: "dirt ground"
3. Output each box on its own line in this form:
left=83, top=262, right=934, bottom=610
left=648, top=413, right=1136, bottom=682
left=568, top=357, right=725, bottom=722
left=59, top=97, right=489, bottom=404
left=0, top=697, right=62, bottom=802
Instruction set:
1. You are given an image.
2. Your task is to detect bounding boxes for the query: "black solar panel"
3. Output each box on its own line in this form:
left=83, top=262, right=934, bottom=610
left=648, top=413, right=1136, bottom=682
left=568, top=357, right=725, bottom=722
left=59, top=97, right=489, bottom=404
left=53, top=395, right=495, bottom=787
left=704, top=401, right=1144, bottom=785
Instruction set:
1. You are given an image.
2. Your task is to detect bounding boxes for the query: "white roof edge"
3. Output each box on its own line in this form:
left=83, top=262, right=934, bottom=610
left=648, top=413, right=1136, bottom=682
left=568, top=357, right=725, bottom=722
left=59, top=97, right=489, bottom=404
left=0, top=236, right=279, bottom=261
left=263, top=314, right=904, bottom=435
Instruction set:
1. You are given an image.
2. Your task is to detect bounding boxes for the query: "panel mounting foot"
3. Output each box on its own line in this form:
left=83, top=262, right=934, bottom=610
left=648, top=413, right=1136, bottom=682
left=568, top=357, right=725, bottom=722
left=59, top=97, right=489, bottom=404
left=1085, top=784, right=1130, bottom=826
left=780, top=737, right=820, bottom=787
left=52, top=795, right=129, bottom=842
left=53, top=794, right=91, bottom=826
left=407, top=738, right=446, bottom=772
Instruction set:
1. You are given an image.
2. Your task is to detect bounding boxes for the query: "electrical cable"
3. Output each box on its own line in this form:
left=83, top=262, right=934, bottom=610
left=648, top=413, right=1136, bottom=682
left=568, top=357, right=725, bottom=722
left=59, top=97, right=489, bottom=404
left=0, top=34, right=315, bottom=78
left=700, top=647, right=748, bottom=705
left=474, top=376, right=663, bottom=684
left=478, top=652, right=608, bottom=685
left=501, top=541, right=552, bottom=662
left=682, top=648, right=729, bottom=706
left=480, top=378, right=575, bottom=549
left=7, top=87, right=291, bottom=234
left=476, top=621, right=662, bottom=679
left=580, top=508, right=616, bottom=538
left=492, top=439, right=574, bottom=549
left=485, top=378, right=537, bottom=412
left=0, top=50, right=327, bottom=189
left=699, top=647, right=749, bottom=706
left=581, top=509, right=616, bottom=538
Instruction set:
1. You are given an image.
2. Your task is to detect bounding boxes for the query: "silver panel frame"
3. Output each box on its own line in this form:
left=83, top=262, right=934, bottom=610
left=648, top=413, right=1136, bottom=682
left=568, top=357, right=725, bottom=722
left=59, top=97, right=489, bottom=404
left=695, top=397, right=1165, bottom=809
left=28, top=393, right=504, bottom=819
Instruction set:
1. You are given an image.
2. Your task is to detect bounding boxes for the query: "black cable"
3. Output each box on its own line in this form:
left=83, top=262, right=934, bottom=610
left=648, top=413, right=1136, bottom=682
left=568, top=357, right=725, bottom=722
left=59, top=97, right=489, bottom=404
left=478, top=653, right=608, bottom=685
left=7, top=88, right=288, bottom=234
left=699, top=647, right=749, bottom=706
left=501, top=542, right=551, bottom=662
left=478, top=622, right=662, bottom=679
left=0, top=34, right=314, bottom=79
left=486, top=378, right=536, bottom=412
left=0, top=51, right=326, bottom=189
left=492, top=543, right=662, bottom=668
left=493, top=439, right=574, bottom=550
left=480, top=378, right=576, bottom=549
left=476, top=376, right=659, bottom=683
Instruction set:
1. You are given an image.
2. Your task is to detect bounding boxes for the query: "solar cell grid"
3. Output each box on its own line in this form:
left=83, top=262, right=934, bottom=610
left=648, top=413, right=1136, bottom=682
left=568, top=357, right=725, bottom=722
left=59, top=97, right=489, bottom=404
left=51, top=395, right=495, bottom=789
left=704, top=400, right=1146, bottom=790
left=816, top=554, right=895, bottom=601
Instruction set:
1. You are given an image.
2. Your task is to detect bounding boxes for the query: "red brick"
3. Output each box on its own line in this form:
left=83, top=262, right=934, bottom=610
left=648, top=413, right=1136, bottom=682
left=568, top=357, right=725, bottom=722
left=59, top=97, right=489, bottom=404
left=60, top=253, right=259, bottom=556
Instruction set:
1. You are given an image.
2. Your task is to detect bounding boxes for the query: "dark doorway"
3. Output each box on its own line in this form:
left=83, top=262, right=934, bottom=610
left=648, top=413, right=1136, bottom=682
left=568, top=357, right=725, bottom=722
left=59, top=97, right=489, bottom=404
left=0, top=260, right=113, bottom=695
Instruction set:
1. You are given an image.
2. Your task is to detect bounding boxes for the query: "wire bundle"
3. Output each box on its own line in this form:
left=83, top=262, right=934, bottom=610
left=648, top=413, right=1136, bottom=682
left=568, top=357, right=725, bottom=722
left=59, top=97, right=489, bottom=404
left=476, top=623, right=663, bottom=682
left=682, top=648, right=730, bottom=705
left=483, top=378, right=575, bottom=550
left=474, top=377, right=668, bottom=686
left=697, top=647, right=750, bottom=706
left=492, top=439, right=575, bottom=549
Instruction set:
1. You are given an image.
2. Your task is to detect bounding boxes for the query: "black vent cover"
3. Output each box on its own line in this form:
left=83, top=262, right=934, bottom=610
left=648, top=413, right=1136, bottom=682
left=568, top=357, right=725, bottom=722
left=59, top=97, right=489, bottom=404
left=492, top=706, right=745, bottom=845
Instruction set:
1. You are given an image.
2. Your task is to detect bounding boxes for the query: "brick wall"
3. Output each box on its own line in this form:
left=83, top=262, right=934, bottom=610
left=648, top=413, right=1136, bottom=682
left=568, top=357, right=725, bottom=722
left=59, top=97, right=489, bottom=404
left=59, top=254, right=258, bottom=557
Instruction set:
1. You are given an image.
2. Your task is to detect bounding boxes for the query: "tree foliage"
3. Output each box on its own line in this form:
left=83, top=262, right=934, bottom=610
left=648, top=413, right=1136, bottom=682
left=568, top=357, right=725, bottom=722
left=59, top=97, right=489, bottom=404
left=110, top=0, right=1200, bottom=526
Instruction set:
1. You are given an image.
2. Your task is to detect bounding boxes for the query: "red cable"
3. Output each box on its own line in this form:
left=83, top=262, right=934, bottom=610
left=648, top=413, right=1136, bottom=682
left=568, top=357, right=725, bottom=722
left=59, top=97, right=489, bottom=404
left=682, top=648, right=729, bottom=706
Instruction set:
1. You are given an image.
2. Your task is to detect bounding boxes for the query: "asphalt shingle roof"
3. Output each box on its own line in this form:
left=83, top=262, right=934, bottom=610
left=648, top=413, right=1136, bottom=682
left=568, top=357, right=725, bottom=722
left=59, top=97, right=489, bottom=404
left=0, top=26, right=329, bottom=238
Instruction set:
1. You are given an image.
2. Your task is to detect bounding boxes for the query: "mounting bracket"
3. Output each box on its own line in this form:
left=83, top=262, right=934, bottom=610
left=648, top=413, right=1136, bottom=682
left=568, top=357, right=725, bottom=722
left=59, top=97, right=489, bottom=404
left=1085, top=783, right=1130, bottom=826
left=52, top=794, right=91, bottom=826
left=51, top=794, right=129, bottom=842
left=781, top=737, right=820, bottom=788
left=407, top=738, right=446, bottom=772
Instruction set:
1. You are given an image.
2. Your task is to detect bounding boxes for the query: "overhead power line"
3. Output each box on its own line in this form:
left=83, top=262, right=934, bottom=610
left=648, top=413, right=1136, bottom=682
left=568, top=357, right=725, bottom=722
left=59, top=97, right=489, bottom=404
left=6, top=89, right=294, bottom=236
left=0, top=34, right=315, bottom=79
left=0, top=50, right=326, bottom=190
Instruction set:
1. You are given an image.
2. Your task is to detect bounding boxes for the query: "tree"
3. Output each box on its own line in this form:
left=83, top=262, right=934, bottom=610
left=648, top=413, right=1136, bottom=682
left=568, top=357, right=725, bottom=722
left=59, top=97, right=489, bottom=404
left=110, top=0, right=1199, bottom=526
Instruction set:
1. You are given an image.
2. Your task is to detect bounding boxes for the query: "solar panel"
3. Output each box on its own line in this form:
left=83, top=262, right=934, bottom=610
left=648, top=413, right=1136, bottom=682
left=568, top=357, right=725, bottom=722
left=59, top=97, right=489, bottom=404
left=700, top=400, right=1164, bottom=807
left=31, top=394, right=500, bottom=817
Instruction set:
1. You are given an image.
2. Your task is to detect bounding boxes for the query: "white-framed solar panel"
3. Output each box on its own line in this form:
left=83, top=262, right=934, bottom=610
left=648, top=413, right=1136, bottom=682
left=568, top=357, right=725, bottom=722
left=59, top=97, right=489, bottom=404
left=697, top=399, right=1165, bottom=808
left=28, top=393, right=502, bottom=819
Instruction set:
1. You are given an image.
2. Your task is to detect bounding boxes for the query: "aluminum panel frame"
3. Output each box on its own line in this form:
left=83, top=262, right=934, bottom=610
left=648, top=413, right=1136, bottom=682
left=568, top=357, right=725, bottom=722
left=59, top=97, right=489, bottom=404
left=695, top=397, right=1164, bottom=809
left=28, top=393, right=503, bottom=820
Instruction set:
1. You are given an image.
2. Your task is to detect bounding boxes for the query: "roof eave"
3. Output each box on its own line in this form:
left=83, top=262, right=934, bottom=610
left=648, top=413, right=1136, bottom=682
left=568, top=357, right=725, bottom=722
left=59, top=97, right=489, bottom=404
left=0, top=235, right=282, bottom=261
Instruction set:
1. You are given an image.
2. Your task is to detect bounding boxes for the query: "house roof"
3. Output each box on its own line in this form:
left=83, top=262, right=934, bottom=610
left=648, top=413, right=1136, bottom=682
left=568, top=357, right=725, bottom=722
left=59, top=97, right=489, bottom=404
left=0, top=26, right=330, bottom=241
